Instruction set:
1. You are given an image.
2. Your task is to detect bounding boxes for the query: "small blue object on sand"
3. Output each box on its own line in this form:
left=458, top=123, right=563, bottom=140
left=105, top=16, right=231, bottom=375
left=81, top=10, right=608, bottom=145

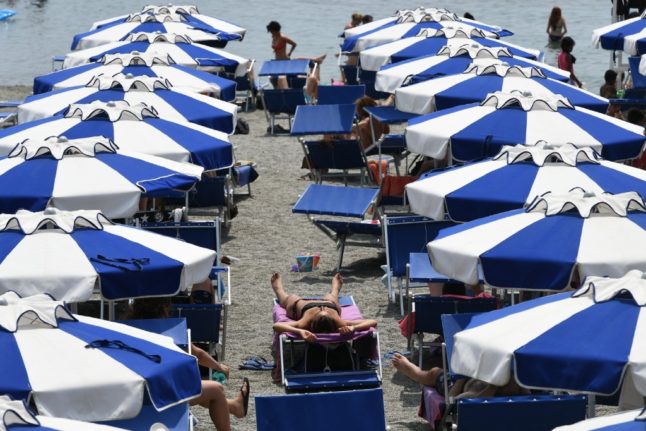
left=0, top=10, right=15, bottom=21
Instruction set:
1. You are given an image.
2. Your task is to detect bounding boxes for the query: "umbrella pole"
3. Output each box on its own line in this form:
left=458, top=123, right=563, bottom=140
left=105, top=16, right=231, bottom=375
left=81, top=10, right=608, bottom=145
left=587, top=394, right=596, bottom=418
left=108, top=300, right=115, bottom=321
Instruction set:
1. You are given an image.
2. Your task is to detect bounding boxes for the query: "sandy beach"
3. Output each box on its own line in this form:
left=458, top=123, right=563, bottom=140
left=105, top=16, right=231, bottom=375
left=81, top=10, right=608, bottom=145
left=1, top=84, right=430, bottom=430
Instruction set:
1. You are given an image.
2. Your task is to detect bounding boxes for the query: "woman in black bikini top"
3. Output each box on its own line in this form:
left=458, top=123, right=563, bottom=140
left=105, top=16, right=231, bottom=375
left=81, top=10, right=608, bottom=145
left=271, top=272, right=378, bottom=342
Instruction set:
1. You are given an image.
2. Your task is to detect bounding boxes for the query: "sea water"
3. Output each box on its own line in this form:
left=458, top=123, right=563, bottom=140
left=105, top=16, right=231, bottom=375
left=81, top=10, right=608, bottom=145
left=0, top=0, right=615, bottom=91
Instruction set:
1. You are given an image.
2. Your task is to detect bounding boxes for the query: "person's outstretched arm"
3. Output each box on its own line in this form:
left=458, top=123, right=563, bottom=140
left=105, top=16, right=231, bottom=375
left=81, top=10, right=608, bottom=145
left=191, top=343, right=230, bottom=377
left=273, top=320, right=317, bottom=341
left=338, top=318, right=378, bottom=334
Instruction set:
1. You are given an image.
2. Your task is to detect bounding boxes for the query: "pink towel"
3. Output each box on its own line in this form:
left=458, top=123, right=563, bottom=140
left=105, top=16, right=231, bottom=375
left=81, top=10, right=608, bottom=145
left=418, top=386, right=445, bottom=429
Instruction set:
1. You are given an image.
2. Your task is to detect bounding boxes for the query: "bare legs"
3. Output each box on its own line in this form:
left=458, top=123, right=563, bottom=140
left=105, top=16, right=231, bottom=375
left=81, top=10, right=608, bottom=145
left=271, top=272, right=343, bottom=309
left=190, top=380, right=247, bottom=431
left=322, top=273, right=343, bottom=307
left=392, top=353, right=442, bottom=386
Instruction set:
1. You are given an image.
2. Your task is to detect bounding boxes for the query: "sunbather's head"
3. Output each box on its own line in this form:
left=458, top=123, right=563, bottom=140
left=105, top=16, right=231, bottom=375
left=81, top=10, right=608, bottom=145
left=355, top=96, right=378, bottom=120
left=310, top=311, right=338, bottom=333
left=130, top=297, right=171, bottom=319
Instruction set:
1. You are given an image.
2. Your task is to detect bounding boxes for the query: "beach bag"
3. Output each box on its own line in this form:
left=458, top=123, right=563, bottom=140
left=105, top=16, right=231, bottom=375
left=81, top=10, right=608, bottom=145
left=235, top=117, right=250, bottom=135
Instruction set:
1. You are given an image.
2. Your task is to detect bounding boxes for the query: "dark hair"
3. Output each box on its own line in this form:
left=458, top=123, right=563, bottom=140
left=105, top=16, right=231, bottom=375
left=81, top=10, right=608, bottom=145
left=361, top=14, right=373, bottom=24
left=130, top=297, right=171, bottom=319
left=548, top=6, right=562, bottom=28
left=604, top=69, right=618, bottom=84
left=310, top=313, right=338, bottom=333
left=463, top=12, right=475, bottom=20
left=355, top=95, right=378, bottom=119
left=626, top=109, right=645, bottom=126
left=266, top=21, right=281, bottom=33
left=561, top=36, right=575, bottom=51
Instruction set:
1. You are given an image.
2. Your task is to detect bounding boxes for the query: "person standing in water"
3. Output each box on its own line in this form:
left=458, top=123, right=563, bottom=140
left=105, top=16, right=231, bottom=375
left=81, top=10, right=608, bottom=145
left=546, top=6, right=567, bottom=45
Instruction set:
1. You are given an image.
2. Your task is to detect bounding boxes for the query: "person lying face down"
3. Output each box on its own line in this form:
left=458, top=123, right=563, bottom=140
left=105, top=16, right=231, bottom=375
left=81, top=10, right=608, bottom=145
left=271, top=272, right=378, bottom=342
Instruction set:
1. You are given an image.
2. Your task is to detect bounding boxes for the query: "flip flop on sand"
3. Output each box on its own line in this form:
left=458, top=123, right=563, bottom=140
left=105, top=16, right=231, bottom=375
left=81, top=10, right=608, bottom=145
left=241, top=377, right=250, bottom=417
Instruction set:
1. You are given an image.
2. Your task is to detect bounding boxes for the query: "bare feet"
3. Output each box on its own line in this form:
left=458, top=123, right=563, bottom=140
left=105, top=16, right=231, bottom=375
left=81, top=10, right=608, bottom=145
left=392, top=353, right=441, bottom=386
left=312, top=53, right=327, bottom=64
left=270, top=273, right=282, bottom=295
left=331, top=273, right=343, bottom=295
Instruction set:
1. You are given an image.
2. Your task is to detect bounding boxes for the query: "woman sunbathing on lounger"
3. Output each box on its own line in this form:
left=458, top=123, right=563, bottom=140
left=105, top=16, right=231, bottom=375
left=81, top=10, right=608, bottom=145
left=271, top=272, right=378, bottom=341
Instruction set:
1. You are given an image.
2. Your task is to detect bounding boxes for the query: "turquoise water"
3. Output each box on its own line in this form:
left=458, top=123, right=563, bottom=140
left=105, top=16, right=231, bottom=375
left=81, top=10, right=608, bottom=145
left=0, top=0, right=612, bottom=91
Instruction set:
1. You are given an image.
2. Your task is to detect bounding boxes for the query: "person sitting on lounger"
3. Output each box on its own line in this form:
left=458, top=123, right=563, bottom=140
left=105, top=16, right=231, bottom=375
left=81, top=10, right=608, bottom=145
left=130, top=297, right=249, bottom=431
left=271, top=272, right=378, bottom=341
left=392, top=353, right=529, bottom=399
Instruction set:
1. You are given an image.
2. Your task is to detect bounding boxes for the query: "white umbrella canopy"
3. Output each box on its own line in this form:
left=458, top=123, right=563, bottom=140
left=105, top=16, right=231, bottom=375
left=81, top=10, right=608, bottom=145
left=0, top=208, right=215, bottom=301
left=554, top=408, right=646, bottom=430
left=0, top=293, right=201, bottom=422
left=0, top=396, right=128, bottom=430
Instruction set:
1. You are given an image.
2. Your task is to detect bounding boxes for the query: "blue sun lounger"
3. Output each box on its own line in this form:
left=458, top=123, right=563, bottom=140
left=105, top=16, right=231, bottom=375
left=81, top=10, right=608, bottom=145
left=292, top=104, right=373, bottom=185
left=256, top=388, right=386, bottom=431
left=316, top=84, right=366, bottom=105
left=293, top=184, right=381, bottom=271
left=259, top=59, right=310, bottom=134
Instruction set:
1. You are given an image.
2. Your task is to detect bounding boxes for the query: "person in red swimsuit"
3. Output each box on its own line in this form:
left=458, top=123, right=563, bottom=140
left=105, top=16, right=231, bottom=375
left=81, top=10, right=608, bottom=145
left=267, top=21, right=296, bottom=60
left=557, top=37, right=582, bottom=88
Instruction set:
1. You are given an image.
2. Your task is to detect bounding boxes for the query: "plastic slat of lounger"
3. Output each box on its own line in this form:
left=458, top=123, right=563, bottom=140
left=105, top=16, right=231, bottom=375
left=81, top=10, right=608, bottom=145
left=456, top=394, right=588, bottom=431
left=366, top=134, right=407, bottom=156
left=256, top=388, right=386, bottom=431
left=364, top=105, right=419, bottom=124
left=317, top=85, right=366, bottom=105
left=171, top=303, right=222, bottom=344
left=303, top=140, right=366, bottom=171
left=141, top=220, right=220, bottom=254
left=118, top=317, right=189, bottom=347
left=284, top=370, right=381, bottom=391
left=104, top=398, right=190, bottom=431
left=291, top=104, right=356, bottom=135
left=258, top=59, right=310, bottom=76
left=292, top=184, right=379, bottom=217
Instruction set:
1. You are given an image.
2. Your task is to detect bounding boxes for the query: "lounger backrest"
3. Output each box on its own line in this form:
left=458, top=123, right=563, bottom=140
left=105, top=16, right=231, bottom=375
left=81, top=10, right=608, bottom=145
left=303, top=139, right=366, bottom=170
left=383, top=215, right=455, bottom=278
left=256, top=388, right=386, bottom=431
left=118, top=317, right=189, bottom=347
left=358, top=68, right=390, bottom=100
left=413, top=296, right=461, bottom=335
left=456, top=297, right=498, bottom=314
left=456, top=394, right=588, bottom=431
left=171, top=303, right=223, bottom=344
left=317, top=85, right=366, bottom=105
left=263, top=88, right=306, bottom=115
left=189, top=175, right=229, bottom=208
left=141, top=220, right=221, bottom=256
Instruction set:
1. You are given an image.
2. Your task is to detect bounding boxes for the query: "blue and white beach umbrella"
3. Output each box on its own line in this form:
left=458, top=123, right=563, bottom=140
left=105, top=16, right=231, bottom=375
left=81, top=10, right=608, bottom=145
left=405, top=92, right=643, bottom=162
left=34, top=52, right=237, bottom=101
left=90, top=4, right=246, bottom=39
left=0, top=209, right=215, bottom=301
left=0, top=136, right=203, bottom=218
left=554, top=409, right=646, bottom=431
left=64, top=32, right=250, bottom=76
left=359, top=27, right=541, bottom=72
left=406, top=143, right=646, bottom=222
left=375, top=44, right=568, bottom=94
left=593, top=11, right=646, bottom=56
left=342, top=7, right=512, bottom=53
left=428, top=189, right=646, bottom=291
left=71, top=11, right=242, bottom=51
left=17, top=75, right=237, bottom=133
left=450, top=271, right=646, bottom=409
left=0, top=292, right=201, bottom=421
left=0, top=101, right=233, bottom=170
left=395, top=63, right=609, bottom=114
left=0, top=396, right=127, bottom=431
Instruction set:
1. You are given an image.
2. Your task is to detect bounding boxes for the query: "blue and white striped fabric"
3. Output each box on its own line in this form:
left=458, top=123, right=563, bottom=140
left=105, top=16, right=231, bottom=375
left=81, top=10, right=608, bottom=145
left=405, top=92, right=643, bottom=162
left=71, top=11, right=242, bottom=50
left=0, top=209, right=215, bottom=301
left=90, top=4, right=246, bottom=38
left=0, top=396, right=128, bottom=430
left=0, top=101, right=233, bottom=170
left=17, top=75, right=237, bottom=133
left=406, top=144, right=646, bottom=222
left=359, top=28, right=541, bottom=72
left=34, top=52, right=237, bottom=101
left=0, top=293, right=201, bottom=422
left=342, top=7, right=512, bottom=53
left=450, top=271, right=646, bottom=408
left=395, top=63, right=609, bottom=114
left=63, top=33, right=250, bottom=76
left=428, top=190, right=646, bottom=291
left=593, top=12, right=646, bottom=56
left=0, top=136, right=203, bottom=218
left=554, top=408, right=646, bottom=430
left=375, top=44, right=567, bottom=93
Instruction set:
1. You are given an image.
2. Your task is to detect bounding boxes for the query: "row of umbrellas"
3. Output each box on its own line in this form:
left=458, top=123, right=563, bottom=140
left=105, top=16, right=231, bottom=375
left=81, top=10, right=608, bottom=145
left=340, top=6, right=646, bottom=429
left=0, top=4, right=252, bottom=428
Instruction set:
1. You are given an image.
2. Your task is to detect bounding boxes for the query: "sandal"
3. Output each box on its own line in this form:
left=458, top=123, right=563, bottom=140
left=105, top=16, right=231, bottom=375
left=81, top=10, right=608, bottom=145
left=241, top=377, right=250, bottom=417
left=239, top=356, right=275, bottom=370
